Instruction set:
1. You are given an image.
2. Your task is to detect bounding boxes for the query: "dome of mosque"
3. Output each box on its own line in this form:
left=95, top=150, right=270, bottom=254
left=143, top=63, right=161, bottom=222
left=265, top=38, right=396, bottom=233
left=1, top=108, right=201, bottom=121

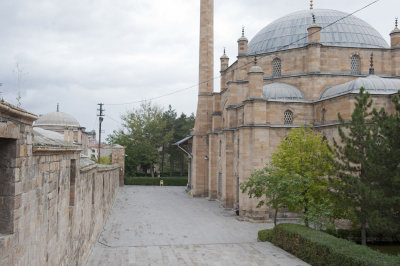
left=320, top=75, right=400, bottom=100
left=263, top=82, right=305, bottom=101
left=34, top=111, right=80, bottom=128
left=248, top=9, right=389, bottom=55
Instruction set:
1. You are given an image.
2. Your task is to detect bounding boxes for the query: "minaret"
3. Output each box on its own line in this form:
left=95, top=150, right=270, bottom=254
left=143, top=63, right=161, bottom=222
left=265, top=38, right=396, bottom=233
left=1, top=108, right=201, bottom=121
left=390, top=18, right=400, bottom=76
left=191, top=0, right=214, bottom=196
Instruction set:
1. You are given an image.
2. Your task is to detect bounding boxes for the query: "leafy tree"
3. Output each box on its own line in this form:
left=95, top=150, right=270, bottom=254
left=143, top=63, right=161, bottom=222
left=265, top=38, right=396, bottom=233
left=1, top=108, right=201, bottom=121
left=241, top=126, right=336, bottom=227
left=240, top=167, right=301, bottom=226
left=272, top=126, right=336, bottom=227
left=333, top=88, right=400, bottom=245
left=107, top=102, right=173, bottom=177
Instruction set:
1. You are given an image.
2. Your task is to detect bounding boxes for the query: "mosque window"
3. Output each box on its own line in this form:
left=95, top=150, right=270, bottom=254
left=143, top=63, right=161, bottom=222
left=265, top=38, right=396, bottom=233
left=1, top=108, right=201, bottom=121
left=322, top=108, right=326, bottom=124
left=284, top=110, right=293, bottom=125
left=351, top=54, right=361, bottom=75
left=272, top=58, right=281, bottom=77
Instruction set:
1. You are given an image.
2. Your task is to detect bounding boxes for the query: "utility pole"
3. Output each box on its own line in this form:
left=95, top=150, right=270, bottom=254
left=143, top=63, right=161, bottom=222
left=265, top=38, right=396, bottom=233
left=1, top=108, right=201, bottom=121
left=97, top=103, right=105, bottom=163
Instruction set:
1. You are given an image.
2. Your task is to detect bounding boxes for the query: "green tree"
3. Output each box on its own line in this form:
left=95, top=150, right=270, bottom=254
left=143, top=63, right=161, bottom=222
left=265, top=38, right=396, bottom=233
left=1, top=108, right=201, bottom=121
left=107, top=102, right=173, bottom=177
left=272, top=126, right=336, bottom=227
left=161, top=107, right=195, bottom=177
left=334, top=88, right=400, bottom=245
left=241, top=126, right=336, bottom=228
left=240, top=167, right=301, bottom=226
left=333, top=88, right=379, bottom=245
left=369, top=94, right=400, bottom=236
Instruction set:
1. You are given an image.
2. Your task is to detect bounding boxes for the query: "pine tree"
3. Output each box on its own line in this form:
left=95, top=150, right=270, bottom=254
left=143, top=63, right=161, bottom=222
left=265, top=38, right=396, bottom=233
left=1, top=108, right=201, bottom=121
left=332, top=87, right=398, bottom=245
left=368, top=93, right=400, bottom=237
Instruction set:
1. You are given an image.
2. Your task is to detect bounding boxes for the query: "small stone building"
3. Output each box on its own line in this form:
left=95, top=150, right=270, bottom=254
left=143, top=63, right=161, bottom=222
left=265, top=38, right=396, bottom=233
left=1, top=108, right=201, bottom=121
left=0, top=101, right=124, bottom=265
left=185, top=1, right=400, bottom=220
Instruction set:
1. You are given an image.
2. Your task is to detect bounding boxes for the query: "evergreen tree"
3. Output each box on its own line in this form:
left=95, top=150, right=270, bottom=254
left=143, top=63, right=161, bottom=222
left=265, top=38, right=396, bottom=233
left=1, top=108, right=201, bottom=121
left=368, top=93, right=400, bottom=236
left=333, top=87, right=387, bottom=245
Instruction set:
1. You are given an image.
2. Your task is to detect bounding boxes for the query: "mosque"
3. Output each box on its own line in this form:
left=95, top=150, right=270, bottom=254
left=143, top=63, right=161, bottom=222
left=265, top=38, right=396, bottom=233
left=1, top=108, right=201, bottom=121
left=177, top=0, right=400, bottom=220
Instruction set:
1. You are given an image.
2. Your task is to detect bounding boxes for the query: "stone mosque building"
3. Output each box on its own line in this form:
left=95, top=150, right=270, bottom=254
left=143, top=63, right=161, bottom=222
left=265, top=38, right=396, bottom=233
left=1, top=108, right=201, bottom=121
left=178, top=0, right=400, bottom=220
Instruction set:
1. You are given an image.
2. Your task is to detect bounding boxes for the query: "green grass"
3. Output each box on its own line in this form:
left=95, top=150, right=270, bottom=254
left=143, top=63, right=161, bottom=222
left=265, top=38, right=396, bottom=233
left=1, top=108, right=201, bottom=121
left=124, top=177, right=187, bottom=186
left=259, top=223, right=400, bottom=266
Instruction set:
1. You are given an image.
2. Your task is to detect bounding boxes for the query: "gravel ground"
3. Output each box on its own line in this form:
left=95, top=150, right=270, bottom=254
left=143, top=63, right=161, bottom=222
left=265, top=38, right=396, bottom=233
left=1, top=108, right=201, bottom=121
left=85, top=186, right=308, bottom=266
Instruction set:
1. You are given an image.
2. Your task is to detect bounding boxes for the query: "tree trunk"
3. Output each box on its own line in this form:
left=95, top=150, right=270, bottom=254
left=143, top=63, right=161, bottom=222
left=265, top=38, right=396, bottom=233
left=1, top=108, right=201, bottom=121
left=161, top=144, right=165, bottom=177
left=150, top=165, right=154, bottom=178
left=361, top=222, right=367, bottom=246
left=274, top=207, right=278, bottom=226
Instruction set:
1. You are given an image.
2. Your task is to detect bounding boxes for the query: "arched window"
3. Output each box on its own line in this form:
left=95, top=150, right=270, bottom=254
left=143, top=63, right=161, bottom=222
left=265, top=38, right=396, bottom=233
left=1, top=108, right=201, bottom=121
left=219, top=140, right=222, bottom=157
left=272, top=58, right=281, bottom=77
left=351, top=54, right=361, bottom=75
left=322, top=108, right=326, bottom=124
left=284, top=110, right=293, bottom=125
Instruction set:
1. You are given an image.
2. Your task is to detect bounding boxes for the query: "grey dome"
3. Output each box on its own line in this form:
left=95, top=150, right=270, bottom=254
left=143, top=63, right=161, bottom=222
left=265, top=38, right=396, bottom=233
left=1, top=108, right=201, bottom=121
left=249, top=9, right=389, bottom=55
left=263, top=82, right=305, bottom=100
left=320, top=75, right=400, bottom=100
left=34, top=111, right=80, bottom=128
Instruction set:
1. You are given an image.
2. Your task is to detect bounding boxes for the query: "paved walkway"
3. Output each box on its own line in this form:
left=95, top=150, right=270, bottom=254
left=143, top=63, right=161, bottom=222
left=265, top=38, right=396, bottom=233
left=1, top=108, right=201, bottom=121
left=86, top=186, right=308, bottom=266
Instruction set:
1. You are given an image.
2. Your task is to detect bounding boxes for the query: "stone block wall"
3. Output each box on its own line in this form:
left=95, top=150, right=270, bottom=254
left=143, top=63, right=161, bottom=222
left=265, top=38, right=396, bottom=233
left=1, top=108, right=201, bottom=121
left=0, top=102, right=120, bottom=266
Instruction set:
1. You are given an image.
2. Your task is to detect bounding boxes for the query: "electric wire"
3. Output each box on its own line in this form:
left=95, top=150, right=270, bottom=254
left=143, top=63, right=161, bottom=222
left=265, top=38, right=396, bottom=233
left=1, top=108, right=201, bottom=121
left=104, top=0, right=380, bottom=107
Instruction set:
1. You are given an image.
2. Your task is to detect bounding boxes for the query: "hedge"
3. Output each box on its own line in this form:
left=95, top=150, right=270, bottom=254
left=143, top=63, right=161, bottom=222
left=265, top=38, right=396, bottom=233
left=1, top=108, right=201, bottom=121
left=258, top=229, right=272, bottom=242
left=259, top=223, right=400, bottom=266
left=124, top=177, right=187, bottom=186
left=324, top=228, right=400, bottom=243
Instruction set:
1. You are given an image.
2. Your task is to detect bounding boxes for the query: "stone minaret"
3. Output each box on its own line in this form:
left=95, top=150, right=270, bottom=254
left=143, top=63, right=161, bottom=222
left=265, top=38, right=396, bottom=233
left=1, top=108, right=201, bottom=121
left=191, top=0, right=214, bottom=196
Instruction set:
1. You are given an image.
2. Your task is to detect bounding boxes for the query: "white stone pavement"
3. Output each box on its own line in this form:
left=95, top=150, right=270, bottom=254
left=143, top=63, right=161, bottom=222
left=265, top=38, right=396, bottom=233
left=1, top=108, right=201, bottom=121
left=85, top=186, right=309, bottom=266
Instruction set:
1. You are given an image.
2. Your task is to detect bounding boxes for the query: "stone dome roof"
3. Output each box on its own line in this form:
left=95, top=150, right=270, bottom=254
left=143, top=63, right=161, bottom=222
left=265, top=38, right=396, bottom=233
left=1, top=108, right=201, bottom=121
left=263, top=82, right=305, bottom=101
left=34, top=111, right=80, bottom=128
left=320, top=75, right=400, bottom=100
left=248, top=9, right=389, bottom=55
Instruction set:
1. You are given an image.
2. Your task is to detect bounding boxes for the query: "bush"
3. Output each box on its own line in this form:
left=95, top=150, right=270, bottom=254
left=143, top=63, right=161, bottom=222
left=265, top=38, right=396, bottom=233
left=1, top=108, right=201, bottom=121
left=258, top=229, right=272, bottom=242
left=325, top=228, right=400, bottom=243
left=124, top=177, right=187, bottom=186
left=261, top=223, right=400, bottom=266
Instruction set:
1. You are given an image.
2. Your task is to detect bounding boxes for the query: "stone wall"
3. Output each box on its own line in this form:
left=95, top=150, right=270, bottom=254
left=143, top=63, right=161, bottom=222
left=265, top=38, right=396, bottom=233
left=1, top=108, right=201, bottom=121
left=0, top=102, right=120, bottom=266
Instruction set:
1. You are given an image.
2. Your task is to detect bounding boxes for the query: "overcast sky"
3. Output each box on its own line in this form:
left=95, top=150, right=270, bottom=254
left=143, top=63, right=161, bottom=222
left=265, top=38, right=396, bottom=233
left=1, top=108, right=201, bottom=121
left=0, top=0, right=398, bottom=138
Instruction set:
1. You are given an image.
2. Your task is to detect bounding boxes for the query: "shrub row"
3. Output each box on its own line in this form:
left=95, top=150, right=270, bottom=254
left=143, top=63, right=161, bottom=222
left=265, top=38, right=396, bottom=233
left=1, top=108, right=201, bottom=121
left=324, top=228, right=400, bottom=243
left=124, top=177, right=187, bottom=186
left=130, top=172, right=188, bottom=177
left=259, top=223, right=400, bottom=266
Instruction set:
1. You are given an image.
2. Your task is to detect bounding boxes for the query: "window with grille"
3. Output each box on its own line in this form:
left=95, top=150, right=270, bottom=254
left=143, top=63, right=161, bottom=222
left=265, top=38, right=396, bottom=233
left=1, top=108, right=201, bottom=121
left=351, top=55, right=361, bottom=75
left=284, top=110, right=293, bottom=125
left=322, top=108, right=326, bottom=124
left=272, top=58, right=281, bottom=77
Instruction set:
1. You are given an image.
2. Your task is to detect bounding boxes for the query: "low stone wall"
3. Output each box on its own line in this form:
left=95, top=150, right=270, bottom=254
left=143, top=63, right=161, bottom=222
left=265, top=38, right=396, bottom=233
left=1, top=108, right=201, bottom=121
left=0, top=153, right=120, bottom=266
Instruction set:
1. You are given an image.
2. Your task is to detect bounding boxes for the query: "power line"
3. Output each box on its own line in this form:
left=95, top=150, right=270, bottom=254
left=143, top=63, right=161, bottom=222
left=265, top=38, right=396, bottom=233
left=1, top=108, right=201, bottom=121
left=104, top=0, right=380, bottom=107
left=105, top=114, right=121, bottom=125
